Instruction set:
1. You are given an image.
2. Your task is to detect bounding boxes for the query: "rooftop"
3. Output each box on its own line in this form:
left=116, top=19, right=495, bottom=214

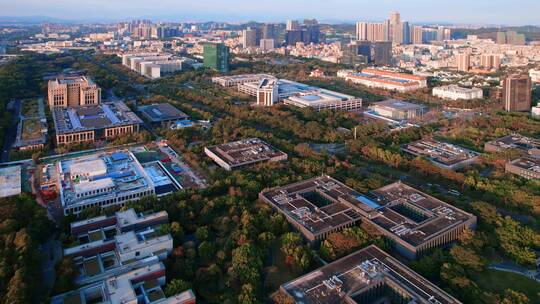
left=371, top=99, right=427, bottom=111
left=508, top=156, right=540, bottom=172
left=205, top=138, right=287, bottom=169
left=138, top=103, right=189, bottom=123
left=402, top=139, right=480, bottom=167
left=52, top=101, right=142, bottom=135
left=58, top=150, right=154, bottom=209
left=281, top=245, right=461, bottom=304
left=0, top=166, right=21, bottom=198
left=486, top=134, right=540, bottom=152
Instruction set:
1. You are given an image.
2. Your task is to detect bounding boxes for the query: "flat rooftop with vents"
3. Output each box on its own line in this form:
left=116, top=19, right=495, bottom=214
left=204, top=138, right=288, bottom=171
left=54, top=150, right=168, bottom=215
left=280, top=245, right=462, bottom=304
left=138, top=103, right=189, bottom=128
left=260, top=176, right=476, bottom=258
left=51, top=100, right=142, bottom=145
left=505, top=156, right=540, bottom=180
left=0, top=166, right=21, bottom=198
left=402, top=139, right=480, bottom=170
left=484, top=134, right=540, bottom=154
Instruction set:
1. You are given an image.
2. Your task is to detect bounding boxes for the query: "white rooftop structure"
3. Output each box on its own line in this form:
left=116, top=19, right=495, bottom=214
left=0, top=166, right=22, bottom=198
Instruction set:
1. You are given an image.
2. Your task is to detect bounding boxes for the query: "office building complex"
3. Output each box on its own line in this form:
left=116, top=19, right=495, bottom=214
left=13, top=98, right=48, bottom=151
left=138, top=103, right=189, bottom=129
left=502, top=75, right=532, bottom=112
left=241, top=27, right=259, bottom=48
left=51, top=100, right=142, bottom=146
left=51, top=149, right=177, bottom=215
left=402, top=139, right=480, bottom=170
left=280, top=245, right=462, bottom=304
left=505, top=157, right=540, bottom=180
left=204, top=138, right=287, bottom=171
left=51, top=210, right=195, bottom=304
left=338, top=68, right=427, bottom=92
left=203, top=42, right=229, bottom=73
left=259, top=176, right=476, bottom=258
left=433, top=85, right=484, bottom=100
left=368, top=100, right=428, bottom=121
left=214, top=74, right=362, bottom=111
left=344, top=41, right=392, bottom=65
left=485, top=134, right=540, bottom=153
left=48, top=76, right=101, bottom=108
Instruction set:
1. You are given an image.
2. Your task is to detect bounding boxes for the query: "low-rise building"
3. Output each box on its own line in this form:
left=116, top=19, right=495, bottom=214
left=52, top=150, right=175, bottom=215
left=138, top=103, right=189, bottom=129
left=260, top=176, right=476, bottom=259
left=13, top=98, right=48, bottom=151
left=505, top=157, right=540, bottom=180
left=338, top=68, right=427, bottom=92
left=402, top=139, right=480, bottom=170
left=368, top=99, right=427, bottom=121
left=51, top=260, right=196, bottom=304
left=432, top=85, right=484, bottom=100
left=204, top=138, right=287, bottom=171
left=216, top=74, right=362, bottom=110
left=280, top=245, right=461, bottom=304
left=0, top=166, right=21, bottom=198
left=52, top=101, right=142, bottom=146
left=484, top=134, right=540, bottom=153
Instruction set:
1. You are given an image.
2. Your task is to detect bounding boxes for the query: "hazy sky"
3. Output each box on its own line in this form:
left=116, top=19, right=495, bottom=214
left=2, top=0, right=539, bottom=25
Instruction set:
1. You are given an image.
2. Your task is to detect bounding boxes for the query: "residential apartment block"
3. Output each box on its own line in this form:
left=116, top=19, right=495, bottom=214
left=432, top=85, right=484, bottom=100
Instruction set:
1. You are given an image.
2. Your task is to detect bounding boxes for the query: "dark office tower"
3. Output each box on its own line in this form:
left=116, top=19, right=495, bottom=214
left=262, top=24, right=276, bottom=40
left=203, top=43, right=229, bottom=73
left=285, top=30, right=303, bottom=46
left=303, top=24, right=321, bottom=44
left=341, top=43, right=368, bottom=65
left=402, top=22, right=411, bottom=44
left=503, top=75, right=532, bottom=112
left=356, top=41, right=373, bottom=62
left=371, top=42, right=393, bottom=66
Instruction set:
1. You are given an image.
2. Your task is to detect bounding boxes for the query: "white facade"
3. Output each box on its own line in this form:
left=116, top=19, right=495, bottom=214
left=432, top=85, right=484, bottom=100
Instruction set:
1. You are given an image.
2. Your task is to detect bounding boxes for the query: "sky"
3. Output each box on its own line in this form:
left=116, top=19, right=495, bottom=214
left=1, top=0, right=539, bottom=25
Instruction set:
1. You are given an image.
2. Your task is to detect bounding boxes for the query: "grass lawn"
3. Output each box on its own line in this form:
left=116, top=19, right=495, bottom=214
left=474, top=270, right=540, bottom=302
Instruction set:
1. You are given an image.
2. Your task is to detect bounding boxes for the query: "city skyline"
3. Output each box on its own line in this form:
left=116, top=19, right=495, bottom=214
left=2, top=0, right=540, bottom=25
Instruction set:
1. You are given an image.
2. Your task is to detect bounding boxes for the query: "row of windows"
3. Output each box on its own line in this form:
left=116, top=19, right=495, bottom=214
left=65, top=190, right=155, bottom=215
left=76, top=186, right=115, bottom=198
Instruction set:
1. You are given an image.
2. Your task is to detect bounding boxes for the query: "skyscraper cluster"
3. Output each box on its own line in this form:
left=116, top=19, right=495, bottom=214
left=284, top=19, right=323, bottom=46
left=241, top=23, right=278, bottom=49
left=356, top=11, right=451, bottom=45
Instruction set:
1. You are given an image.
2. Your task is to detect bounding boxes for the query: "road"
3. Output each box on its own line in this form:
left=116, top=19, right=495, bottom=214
left=1, top=99, right=20, bottom=162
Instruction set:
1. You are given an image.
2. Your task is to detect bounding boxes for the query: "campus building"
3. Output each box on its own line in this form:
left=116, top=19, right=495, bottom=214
left=48, top=76, right=101, bottom=108
left=13, top=98, right=48, bottom=151
left=505, top=157, right=540, bottom=180
left=401, top=139, right=480, bottom=170
left=122, top=53, right=196, bottom=79
left=432, top=85, right=484, bottom=100
left=138, top=103, right=189, bottom=129
left=51, top=101, right=142, bottom=146
left=204, top=138, right=287, bottom=171
left=213, top=74, right=362, bottom=111
left=51, top=150, right=176, bottom=215
left=338, top=68, right=427, bottom=92
left=368, top=99, right=428, bottom=121
left=484, top=134, right=540, bottom=154
left=280, top=245, right=462, bottom=304
left=259, top=176, right=476, bottom=259
left=502, top=74, right=532, bottom=112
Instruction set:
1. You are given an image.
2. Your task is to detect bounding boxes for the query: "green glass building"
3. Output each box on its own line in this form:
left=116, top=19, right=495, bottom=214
left=203, top=43, right=230, bottom=73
